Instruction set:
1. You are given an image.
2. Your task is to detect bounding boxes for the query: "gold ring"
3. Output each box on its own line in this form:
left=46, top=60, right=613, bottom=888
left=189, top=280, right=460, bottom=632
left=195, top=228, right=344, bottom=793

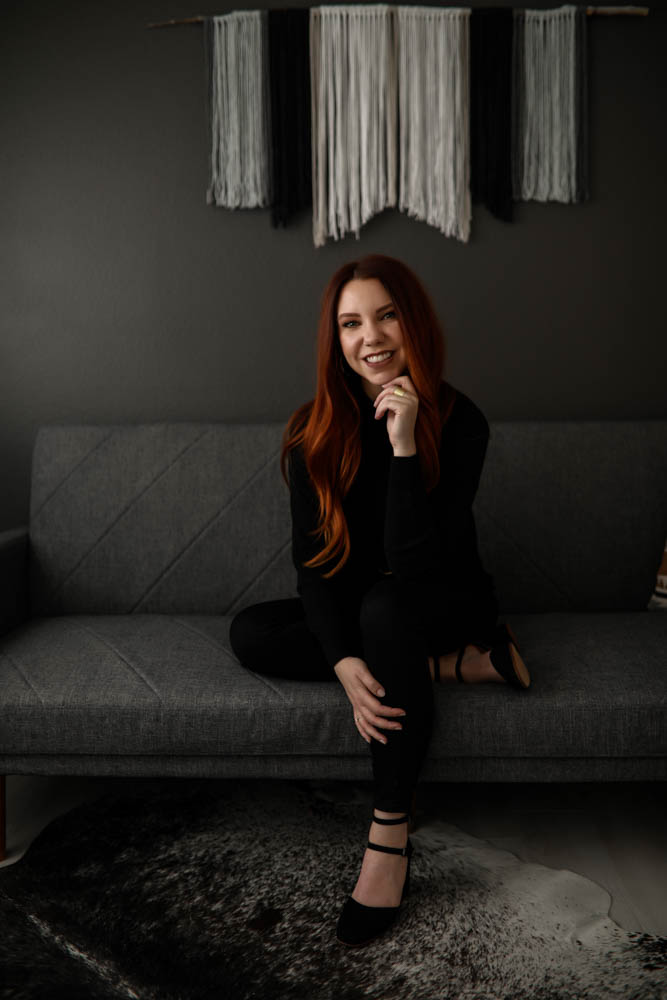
left=393, top=387, right=406, bottom=397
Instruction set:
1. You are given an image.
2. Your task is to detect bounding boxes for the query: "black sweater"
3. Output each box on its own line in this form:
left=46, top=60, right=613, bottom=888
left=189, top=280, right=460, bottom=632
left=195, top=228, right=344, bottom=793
left=287, top=378, right=494, bottom=671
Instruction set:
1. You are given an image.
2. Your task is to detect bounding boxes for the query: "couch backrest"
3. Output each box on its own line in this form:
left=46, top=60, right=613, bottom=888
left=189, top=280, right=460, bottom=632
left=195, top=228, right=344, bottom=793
left=28, top=421, right=667, bottom=616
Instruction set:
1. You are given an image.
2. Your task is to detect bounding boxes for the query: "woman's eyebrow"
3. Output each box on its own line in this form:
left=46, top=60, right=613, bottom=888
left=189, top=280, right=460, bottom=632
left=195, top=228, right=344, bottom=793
left=338, top=302, right=394, bottom=319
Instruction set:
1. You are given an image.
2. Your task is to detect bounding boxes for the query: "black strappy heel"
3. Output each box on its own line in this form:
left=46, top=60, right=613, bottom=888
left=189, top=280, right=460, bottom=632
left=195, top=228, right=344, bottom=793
left=336, top=811, right=413, bottom=947
left=431, top=647, right=472, bottom=683
left=455, top=623, right=531, bottom=689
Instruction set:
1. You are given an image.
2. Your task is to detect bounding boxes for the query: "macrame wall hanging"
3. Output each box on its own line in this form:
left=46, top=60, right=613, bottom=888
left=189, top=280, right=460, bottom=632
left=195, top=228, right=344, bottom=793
left=148, top=4, right=649, bottom=248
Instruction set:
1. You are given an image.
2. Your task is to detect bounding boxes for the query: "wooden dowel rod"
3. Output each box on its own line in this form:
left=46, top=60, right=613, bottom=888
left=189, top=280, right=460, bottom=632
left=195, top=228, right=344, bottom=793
left=586, top=5, right=649, bottom=12
left=146, top=7, right=650, bottom=30
left=146, top=15, right=205, bottom=28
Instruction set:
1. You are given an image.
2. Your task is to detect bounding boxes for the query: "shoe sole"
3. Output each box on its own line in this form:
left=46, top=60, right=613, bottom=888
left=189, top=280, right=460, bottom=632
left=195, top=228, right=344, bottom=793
left=336, top=933, right=386, bottom=948
left=336, top=902, right=406, bottom=948
left=505, top=623, right=531, bottom=688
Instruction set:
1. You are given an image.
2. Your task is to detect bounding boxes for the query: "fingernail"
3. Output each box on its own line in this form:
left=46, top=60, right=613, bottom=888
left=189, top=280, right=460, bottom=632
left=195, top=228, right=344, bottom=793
left=377, top=688, right=385, bottom=697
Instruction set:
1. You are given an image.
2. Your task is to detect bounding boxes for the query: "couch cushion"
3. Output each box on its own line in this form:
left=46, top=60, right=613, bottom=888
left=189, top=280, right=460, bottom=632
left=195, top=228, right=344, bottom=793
left=1, top=612, right=665, bottom=759
left=28, top=424, right=295, bottom=618
left=475, top=420, right=667, bottom=614
left=28, top=421, right=667, bottom=617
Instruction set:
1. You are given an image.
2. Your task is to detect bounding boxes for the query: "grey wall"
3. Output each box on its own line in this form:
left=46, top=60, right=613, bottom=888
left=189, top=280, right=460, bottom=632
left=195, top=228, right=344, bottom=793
left=2, top=1, right=665, bottom=531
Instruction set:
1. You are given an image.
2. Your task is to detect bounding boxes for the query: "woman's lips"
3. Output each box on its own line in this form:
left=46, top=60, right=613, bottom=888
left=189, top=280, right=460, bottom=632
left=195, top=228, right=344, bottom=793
left=363, top=351, right=394, bottom=368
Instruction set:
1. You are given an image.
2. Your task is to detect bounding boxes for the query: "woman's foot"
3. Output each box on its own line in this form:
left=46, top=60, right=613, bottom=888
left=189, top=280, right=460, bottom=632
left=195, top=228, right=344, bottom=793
left=427, top=646, right=506, bottom=683
left=350, top=811, right=409, bottom=908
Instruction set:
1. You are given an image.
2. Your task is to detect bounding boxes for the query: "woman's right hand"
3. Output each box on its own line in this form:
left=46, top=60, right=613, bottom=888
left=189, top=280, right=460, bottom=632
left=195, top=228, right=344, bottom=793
left=333, top=656, right=407, bottom=744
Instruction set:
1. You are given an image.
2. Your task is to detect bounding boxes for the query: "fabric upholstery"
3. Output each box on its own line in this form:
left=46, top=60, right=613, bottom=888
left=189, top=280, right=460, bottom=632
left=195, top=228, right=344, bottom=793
left=1, top=611, right=665, bottom=762
left=0, top=528, right=29, bottom=638
left=0, top=418, right=662, bottom=784
left=1, top=754, right=664, bottom=783
left=28, top=421, right=667, bottom=617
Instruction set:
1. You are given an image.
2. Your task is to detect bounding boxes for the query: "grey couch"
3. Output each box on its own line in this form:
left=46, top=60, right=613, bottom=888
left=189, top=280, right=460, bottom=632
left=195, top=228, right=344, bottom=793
left=1, top=420, right=666, bottom=861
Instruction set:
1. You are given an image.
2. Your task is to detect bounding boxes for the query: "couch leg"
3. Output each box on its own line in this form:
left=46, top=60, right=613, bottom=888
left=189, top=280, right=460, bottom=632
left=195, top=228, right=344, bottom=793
left=0, top=775, right=5, bottom=861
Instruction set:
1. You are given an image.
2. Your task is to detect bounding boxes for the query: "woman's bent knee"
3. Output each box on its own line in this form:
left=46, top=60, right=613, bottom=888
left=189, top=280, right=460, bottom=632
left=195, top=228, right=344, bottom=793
left=229, top=598, right=308, bottom=668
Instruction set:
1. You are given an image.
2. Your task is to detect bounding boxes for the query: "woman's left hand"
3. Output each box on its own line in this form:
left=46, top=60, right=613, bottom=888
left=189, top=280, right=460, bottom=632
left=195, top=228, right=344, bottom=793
left=373, top=375, right=419, bottom=456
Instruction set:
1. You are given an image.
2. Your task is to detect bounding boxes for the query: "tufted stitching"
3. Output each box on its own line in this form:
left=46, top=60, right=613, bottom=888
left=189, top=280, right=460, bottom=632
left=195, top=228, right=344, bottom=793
left=0, top=649, right=46, bottom=705
left=223, top=539, right=291, bottom=617
left=69, top=620, right=164, bottom=703
left=169, top=615, right=235, bottom=660
left=30, top=430, right=114, bottom=522
left=48, top=428, right=212, bottom=601
left=170, top=616, right=289, bottom=703
left=130, top=445, right=283, bottom=613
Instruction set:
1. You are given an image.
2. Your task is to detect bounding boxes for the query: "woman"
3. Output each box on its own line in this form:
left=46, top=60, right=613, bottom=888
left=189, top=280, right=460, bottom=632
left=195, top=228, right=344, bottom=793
left=229, top=253, right=530, bottom=949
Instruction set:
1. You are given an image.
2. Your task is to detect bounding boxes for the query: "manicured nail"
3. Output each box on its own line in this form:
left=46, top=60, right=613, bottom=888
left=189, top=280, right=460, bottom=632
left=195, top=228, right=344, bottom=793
left=377, top=688, right=385, bottom=697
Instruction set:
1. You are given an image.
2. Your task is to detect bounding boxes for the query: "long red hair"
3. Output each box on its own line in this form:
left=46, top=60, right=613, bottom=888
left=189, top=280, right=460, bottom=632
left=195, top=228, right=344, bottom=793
left=280, top=253, right=457, bottom=579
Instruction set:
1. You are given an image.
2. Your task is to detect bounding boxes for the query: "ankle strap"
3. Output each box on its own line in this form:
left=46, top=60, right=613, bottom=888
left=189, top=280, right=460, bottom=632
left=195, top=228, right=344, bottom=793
left=372, top=812, right=409, bottom=824
left=367, top=839, right=411, bottom=857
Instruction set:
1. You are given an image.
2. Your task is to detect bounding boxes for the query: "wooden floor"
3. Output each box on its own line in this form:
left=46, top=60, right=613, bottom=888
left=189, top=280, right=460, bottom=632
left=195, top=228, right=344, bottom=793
left=1, top=776, right=665, bottom=937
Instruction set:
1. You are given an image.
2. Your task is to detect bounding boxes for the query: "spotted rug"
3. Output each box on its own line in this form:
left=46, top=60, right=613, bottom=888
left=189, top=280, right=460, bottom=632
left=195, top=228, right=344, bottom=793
left=1, top=778, right=665, bottom=1000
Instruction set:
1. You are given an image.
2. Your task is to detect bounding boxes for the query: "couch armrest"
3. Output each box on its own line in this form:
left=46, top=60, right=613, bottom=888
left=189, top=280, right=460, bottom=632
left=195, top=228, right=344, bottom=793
left=0, top=527, right=29, bottom=638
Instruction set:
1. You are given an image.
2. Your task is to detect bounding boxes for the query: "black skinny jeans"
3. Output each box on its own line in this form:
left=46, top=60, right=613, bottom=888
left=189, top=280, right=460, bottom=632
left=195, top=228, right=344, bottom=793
left=229, top=570, right=499, bottom=813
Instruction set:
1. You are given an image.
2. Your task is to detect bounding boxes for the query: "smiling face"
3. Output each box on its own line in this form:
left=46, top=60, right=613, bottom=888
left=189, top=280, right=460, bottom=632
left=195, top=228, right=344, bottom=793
left=336, top=278, right=408, bottom=400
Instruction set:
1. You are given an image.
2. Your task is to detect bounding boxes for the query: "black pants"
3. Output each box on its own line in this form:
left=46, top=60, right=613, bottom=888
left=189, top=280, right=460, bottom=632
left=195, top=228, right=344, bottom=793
left=228, top=571, right=499, bottom=813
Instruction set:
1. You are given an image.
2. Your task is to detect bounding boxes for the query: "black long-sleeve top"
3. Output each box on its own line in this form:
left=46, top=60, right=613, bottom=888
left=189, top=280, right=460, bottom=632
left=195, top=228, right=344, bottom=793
left=288, top=378, right=495, bottom=671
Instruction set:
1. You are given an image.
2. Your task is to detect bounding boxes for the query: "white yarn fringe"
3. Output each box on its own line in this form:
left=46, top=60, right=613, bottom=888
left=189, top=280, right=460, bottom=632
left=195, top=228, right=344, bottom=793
left=207, top=11, right=272, bottom=209
left=310, top=5, right=470, bottom=248
left=310, top=5, right=397, bottom=249
left=517, top=5, right=579, bottom=203
left=397, top=7, right=471, bottom=243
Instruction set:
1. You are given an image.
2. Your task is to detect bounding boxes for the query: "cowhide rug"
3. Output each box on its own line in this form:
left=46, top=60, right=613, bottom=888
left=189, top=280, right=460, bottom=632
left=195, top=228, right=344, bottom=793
left=0, top=778, right=665, bottom=1000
